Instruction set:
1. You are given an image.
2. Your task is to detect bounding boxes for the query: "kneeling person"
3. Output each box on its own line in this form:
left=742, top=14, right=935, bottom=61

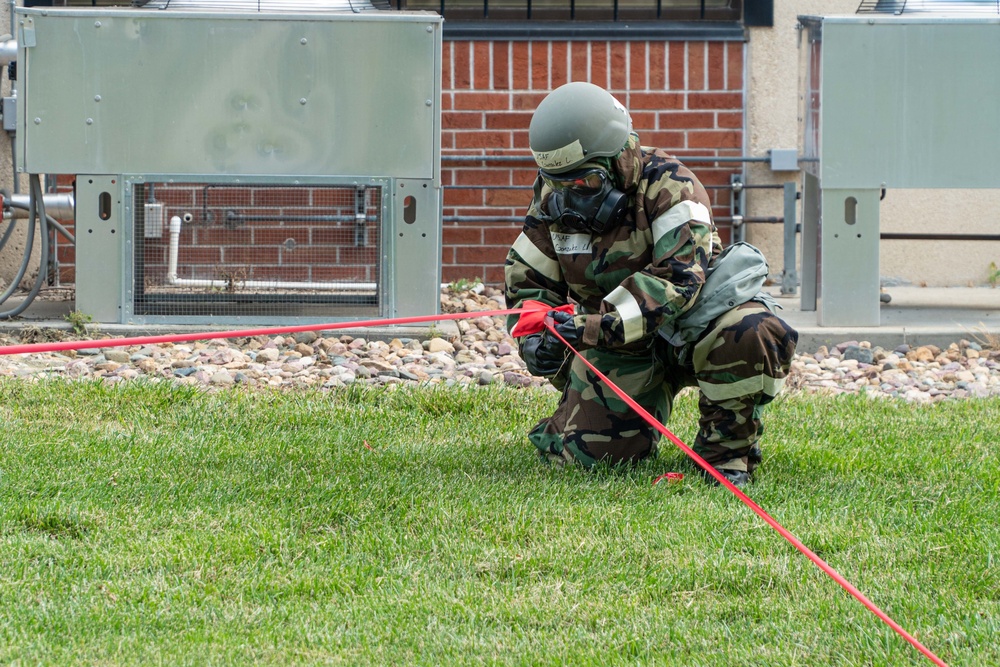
left=504, top=82, right=798, bottom=486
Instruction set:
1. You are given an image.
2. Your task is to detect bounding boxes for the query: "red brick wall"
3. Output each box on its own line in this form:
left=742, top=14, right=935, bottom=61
left=441, top=39, right=745, bottom=285
left=52, top=175, right=77, bottom=286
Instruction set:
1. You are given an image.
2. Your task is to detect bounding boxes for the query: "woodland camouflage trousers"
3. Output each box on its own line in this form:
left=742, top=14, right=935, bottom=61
left=528, top=301, right=799, bottom=472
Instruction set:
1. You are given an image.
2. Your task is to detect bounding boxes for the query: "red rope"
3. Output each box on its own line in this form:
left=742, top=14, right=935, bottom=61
left=0, top=308, right=526, bottom=357
left=543, top=318, right=948, bottom=667
left=0, top=305, right=949, bottom=665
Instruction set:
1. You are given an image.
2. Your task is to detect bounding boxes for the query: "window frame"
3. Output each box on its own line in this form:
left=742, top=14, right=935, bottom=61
left=396, top=0, right=769, bottom=39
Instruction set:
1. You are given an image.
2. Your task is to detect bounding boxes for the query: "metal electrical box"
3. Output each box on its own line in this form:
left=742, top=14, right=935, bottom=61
left=798, top=15, right=1000, bottom=326
left=16, top=5, right=443, bottom=325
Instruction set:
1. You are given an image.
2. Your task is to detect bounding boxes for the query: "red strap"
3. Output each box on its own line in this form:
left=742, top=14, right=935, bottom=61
left=651, top=472, right=684, bottom=485
left=0, top=308, right=527, bottom=357
left=509, top=300, right=575, bottom=338
left=544, top=322, right=948, bottom=667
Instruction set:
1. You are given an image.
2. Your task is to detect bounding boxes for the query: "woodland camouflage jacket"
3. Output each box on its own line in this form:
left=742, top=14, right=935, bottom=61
left=505, top=133, right=724, bottom=352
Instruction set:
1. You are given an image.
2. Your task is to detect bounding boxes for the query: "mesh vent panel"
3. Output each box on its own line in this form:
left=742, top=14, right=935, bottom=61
left=133, top=182, right=382, bottom=319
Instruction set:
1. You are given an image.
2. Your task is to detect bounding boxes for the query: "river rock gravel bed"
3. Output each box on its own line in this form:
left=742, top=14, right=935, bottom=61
left=1, top=285, right=998, bottom=402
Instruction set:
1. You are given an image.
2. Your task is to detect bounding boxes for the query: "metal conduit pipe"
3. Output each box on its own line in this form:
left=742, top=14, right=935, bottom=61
left=166, top=216, right=376, bottom=293
left=0, top=37, right=14, bottom=66
left=225, top=212, right=378, bottom=225
left=7, top=192, right=75, bottom=219
left=4, top=201, right=75, bottom=245
left=441, top=215, right=784, bottom=224
left=446, top=183, right=787, bottom=191
left=442, top=154, right=771, bottom=164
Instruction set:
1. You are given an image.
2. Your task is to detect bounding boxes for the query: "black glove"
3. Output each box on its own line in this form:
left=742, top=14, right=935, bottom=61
left=547, top=310, right=585, bottom=348
left=521, top=333, right=566, bottom=377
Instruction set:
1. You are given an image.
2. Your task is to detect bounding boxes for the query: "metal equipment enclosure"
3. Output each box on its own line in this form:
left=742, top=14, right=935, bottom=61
left=16, top=5, right=443, bottom=325
left=798, top=14, right=1000, bottom=326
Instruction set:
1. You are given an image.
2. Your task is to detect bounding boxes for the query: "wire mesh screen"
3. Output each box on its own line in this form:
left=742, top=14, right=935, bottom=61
left=857, top=0, right=1000, bottom=14
left=133, top=182, right=382, bottom=319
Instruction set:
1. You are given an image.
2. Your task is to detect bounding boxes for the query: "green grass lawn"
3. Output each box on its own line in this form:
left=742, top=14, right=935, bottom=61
left=1, top=378, right=997, bottom=666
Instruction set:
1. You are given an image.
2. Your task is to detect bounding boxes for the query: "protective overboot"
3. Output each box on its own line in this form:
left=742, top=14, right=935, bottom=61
left=700, top=467, right=751, bottom=487
left=698, top=441, right=761, bottom=487
left=539, top=447, right=575, bottom=468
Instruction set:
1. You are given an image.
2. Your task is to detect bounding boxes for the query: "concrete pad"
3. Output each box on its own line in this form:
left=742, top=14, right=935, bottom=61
left=773, top=286, right=999, bottom=352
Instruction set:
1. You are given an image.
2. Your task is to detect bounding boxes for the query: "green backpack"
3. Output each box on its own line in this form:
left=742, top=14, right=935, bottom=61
left=657, top=242, right=779, bottom=347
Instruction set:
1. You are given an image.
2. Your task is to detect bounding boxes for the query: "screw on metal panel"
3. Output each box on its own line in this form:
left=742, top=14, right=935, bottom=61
left=94, top=95, right=101, bottom=102
left=426, top=26, right=433, bottom=32
left=300, top=38, right=307, bottom=45
left=95, top=21, right=102, bottom=28
left=33, top=117, right=40, bottom=124
left=86, top=118, right=93, bottom=125
left=425, top=100, right=432, bottom=106
left=299, top=98, right=307, bottom=105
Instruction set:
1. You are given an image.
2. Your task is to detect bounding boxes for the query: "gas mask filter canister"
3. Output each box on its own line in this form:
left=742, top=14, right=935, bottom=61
left=541, top=168, right=628, bottom=234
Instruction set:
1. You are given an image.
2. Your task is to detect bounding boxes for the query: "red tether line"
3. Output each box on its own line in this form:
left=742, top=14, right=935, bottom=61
left=543, top=317, right=948, bottom=667
left=0, top=309, right=525, bottom=357
left=0, top=304, right=949, bottom=665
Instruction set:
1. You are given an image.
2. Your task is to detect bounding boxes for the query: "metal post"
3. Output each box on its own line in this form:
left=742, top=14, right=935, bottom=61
left=800, top=173, right=819, bottom=312
left=781, top=181, right=798, bottom=295
left=818, top=187, right=880, bottom=327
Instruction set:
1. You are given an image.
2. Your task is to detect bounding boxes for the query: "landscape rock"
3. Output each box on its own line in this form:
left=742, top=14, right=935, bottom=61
left=1, top=285, right=997, bottom=402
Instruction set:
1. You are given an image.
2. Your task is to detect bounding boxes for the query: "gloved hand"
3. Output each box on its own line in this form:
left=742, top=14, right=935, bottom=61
left=546, top=309, right=586, bottom=348
left=520, top=332, right=566, bottom=377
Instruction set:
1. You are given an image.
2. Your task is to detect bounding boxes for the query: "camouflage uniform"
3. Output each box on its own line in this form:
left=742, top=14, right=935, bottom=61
left=505, top=134, right=798, bottom=473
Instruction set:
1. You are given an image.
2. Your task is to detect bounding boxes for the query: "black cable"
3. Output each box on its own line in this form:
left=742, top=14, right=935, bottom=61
left=0, top=185, right=37, bottom=305
left=0, top=175, right=51, bottom=319
left=0, top=212, right=18, bottom=253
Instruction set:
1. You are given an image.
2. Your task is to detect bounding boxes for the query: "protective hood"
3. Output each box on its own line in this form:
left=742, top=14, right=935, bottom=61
left=610, top=132, right=644, bottom=194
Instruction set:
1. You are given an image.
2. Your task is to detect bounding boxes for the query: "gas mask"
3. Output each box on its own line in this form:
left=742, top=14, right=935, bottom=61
left=541, top=167, right=628, bottom=235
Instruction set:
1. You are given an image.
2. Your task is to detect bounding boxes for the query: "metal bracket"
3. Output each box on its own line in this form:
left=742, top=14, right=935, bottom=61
left=20, top=23, right=36, bottom=49
left=729, top=174, right=745, bottom=243
left=354, top=186, right=368, bottom=246
left=2, top=96, right=17, bottom=132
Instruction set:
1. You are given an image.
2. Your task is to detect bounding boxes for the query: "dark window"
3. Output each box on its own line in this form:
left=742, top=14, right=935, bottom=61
left=399, top=0, right=742, bottom=23
left=46, top=0, right=763, bottom=32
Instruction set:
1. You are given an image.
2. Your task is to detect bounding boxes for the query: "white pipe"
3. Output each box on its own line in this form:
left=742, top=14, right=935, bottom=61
left=166, top=216, right=376, bottom=292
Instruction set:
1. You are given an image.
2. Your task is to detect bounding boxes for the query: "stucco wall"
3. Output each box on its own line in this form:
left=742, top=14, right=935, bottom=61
left=746, top=0, right=1000, bottom=287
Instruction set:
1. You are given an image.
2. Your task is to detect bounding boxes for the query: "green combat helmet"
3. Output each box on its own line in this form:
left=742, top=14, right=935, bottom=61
left=529, top=82, right=632, bottom=174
